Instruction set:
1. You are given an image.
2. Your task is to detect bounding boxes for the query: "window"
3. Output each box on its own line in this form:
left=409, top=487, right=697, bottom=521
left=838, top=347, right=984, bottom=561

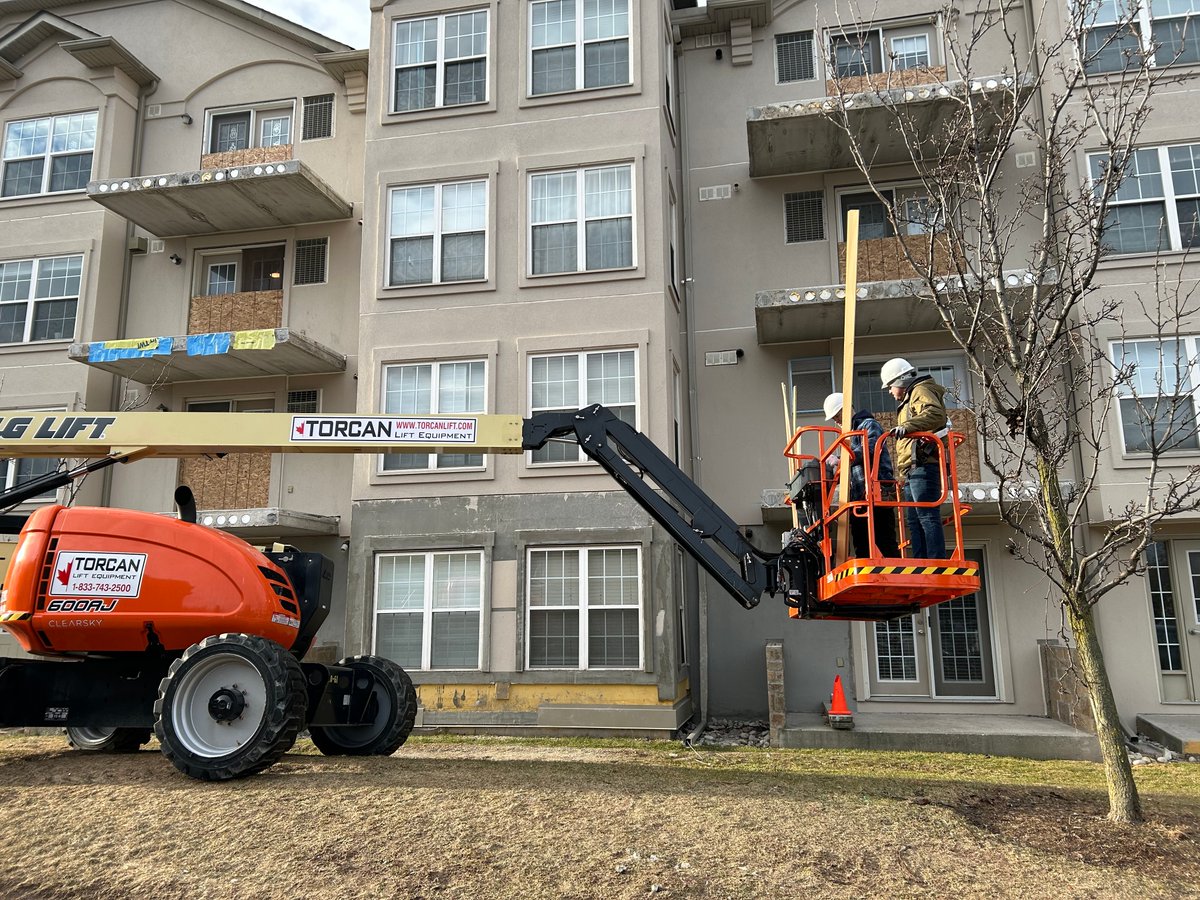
left=788, top=356, right=836, bottom=414
left=776, top=31, right=816, bottom=82
left=530, top=164, right=633, bottom=274
left=186, top=397, right=274, bottom=413
left=2, top=112, right=97, bottom=198
left=1145, top=542, right=1184, bottom=670
left=527, top=546, right=642, bottom=668
left=389, top=180, right=487, bottom=286
left=826, top=26, right=936, bottom=78
left=838, top=186, right=938, bottom=240
left=875, top=617, right=918, bottom=680
left=529, top=349, right=636, bottom=463
left=530, top=0, right=630, bottom=96
left=1090, top=144, right=1200, bottom=254
left=381, top=360, right=486, bottom=472
left=1111, top=337, right=1200, bottom=452
left=207, top=103, right=293, bottom=153
left=0, top=456, right=58, bottom=500
left=852, top=357, right=967, bottom=417
left=1084, top=0, right=1199, bottom=74
left=199, top=245, right=286, bottom=295
left=375, top=550, right=483, bottom=669
left=302, top=94, right=334, bottom=140
left=0, top=255, right=82, bottom=344
left=206, top=262, right=237, bottom=296
left=286, top=390, right=320, bottom=414
left=293, top=238, right=328, bottom=285
left=393, top=10, right=489, bottom=112
left=785, top=191, right=825, bottom=243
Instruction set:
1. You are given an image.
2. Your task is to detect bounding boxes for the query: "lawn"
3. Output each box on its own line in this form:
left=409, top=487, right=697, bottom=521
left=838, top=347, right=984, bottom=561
left=0, top=732, right=1196, bottom=899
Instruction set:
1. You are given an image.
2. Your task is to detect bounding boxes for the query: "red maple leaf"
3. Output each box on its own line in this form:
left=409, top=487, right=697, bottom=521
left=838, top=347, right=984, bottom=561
left=295, top=423, right=305, bottom=436
left=55, top=561, right=72, bottom=587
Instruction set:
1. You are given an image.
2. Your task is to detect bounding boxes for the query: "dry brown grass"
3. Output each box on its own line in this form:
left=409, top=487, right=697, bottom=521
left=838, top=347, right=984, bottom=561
left=0, top=733, right=1197, bottom=899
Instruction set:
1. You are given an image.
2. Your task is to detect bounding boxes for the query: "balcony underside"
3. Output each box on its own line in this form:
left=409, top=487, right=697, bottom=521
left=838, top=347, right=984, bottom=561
left=86, top=160, right=352, bottom=237
left=70, top=327, right=346, bottom=384
left=194, top=508, right=340, bottom=540
left=747, top=75, right=1028, bottom=177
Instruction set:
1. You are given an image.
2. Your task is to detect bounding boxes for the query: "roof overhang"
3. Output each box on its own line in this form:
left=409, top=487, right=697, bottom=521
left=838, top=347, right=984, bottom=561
left=86, top=159, right=352, bottom=237
left=670, top=0, right=771, bottom=37
left=747, top=75, right=1033, bottom=178
left=69, top=328, right=346, bottom=384
left=195, top=508, right=340, bottom=540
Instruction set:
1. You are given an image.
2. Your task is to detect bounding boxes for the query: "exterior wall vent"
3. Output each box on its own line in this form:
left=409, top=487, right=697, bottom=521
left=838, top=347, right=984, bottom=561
left=1016, top=151, right=1038, bottom=168
left=149, top=240, right=165, bottom=254
left=694, top=34, right=711, bottom=48
left=146, top=104, right=162, bottom=118
left=699, top=185, right=732, bottom=202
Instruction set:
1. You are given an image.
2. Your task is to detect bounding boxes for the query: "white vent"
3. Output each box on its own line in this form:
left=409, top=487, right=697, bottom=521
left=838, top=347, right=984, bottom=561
left=146, top=104, right=162, bottom=118
left=699, top=184, right=732, bottom=202
left=705, top=350, right=741, bottom=366
left=711, top=33, right=728, bottom=45
left=695, top=34, right=711, bottom=48
left=1015, top=151, right=1038, bottom=169
left=149, top=240, right=165, bottom=254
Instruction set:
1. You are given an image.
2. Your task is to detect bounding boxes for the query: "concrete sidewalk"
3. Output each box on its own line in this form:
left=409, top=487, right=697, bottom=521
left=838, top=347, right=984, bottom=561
left=782, top=712, right=1101, bottom=761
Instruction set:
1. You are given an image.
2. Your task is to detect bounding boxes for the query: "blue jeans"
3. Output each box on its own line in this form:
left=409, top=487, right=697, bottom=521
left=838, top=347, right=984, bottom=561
left=903, top=463, right=946, bottom=559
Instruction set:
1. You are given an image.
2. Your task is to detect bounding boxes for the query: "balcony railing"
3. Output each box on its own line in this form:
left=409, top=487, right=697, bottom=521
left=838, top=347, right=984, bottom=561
left=837, top=235, right=963, bottom=284
left=200, top=144, right=292, bottom=171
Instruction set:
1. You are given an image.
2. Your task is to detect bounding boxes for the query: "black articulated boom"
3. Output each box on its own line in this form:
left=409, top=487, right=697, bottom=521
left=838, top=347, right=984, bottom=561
left=522, top=404, right=824, bottom=613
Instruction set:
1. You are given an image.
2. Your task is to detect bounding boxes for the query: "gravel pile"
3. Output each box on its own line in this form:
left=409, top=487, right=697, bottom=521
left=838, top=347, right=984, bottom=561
left=1127, top=736, right=1198, bottom=765
left=687, top=717, right=771, bottom=748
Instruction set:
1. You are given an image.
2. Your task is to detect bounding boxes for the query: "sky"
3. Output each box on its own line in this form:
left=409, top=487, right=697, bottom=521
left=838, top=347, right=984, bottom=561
left=251, top=0, right=370, bottom=50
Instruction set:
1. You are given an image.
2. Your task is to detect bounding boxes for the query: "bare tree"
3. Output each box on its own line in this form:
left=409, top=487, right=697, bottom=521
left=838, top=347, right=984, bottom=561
left=815, top=0, right=1200, bottom=823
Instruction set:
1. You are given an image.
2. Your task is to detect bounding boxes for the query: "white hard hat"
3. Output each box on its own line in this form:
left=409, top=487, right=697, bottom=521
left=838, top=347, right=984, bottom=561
left=880, top=357, right=917, bottom=388
left=823, top=392, right=843, bottom=421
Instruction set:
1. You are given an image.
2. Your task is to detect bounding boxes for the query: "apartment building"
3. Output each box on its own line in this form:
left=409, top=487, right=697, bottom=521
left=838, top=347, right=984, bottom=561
left=0, top=0, right=364, bottom=656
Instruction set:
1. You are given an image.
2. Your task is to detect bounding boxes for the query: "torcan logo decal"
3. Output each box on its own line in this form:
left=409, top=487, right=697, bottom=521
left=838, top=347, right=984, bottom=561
left=49, top=551, right=147, bottom=600
left=290, top=415, right=478, bottom=444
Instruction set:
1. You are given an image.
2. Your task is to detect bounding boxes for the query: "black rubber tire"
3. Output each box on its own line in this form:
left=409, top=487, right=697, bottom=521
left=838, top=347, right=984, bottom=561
left=153, top=633, right=307, bottom=781
left=66, top=726, right=152, bottom=753
left=308, top=655, right=416, bottom=757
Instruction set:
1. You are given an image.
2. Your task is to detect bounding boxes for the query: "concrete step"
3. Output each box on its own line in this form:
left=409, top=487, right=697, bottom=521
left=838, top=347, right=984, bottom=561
left=1135, top=714, right=1200, bottom=754
left=781, top=712, right=1101, bottom=761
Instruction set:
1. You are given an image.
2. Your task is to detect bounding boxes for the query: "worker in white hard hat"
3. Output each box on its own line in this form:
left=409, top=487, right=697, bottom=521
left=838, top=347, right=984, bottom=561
left=880, top=358, right=949, bottom=559
left=823, top=392, right=900, bottom=558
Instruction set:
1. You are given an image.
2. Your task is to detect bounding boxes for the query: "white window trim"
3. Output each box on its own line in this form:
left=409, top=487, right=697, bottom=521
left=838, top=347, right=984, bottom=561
left=0, top=254, right=83, bottom=346
left=1088, top=144, right=1199, bottom=254
left=388, top=179, right=489, bottom=287
left=1085, top=0, right=1198, bottom=69
left=378, top=358, right=489, bottom=474
left=528, top=0, right=632, bottom=97
left=872, top=618, right=923, bottom=683
left=204, top=101, right=296, bottom=154
left=1, top=111, right=98, bottom=199
left=527, top=163, right=637, bottom=276
left=834, top=181, right=939, bottom=241
left=392, top=9, right=491, bottom=114
left=374, top=549, right=485, bottom=671
left=823, top=23, right=939, bottom=79
left=775, top=30, right=817, bottom=84
left=527, top=347, right=639, bottom=466
left=300, top=94, right=336, bottom=142
left=1109, top=335, right=1200, bottom=454
left=525, top=544, right=644, bottom=670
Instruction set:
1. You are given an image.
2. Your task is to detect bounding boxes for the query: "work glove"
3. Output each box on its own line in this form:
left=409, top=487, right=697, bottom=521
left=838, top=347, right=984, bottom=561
left=888, top=426, right=906, bottom=439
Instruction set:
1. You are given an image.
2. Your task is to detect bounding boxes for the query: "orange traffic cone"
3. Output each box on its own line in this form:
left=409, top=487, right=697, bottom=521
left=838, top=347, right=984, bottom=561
left=826, top=675, right=854, bottom=730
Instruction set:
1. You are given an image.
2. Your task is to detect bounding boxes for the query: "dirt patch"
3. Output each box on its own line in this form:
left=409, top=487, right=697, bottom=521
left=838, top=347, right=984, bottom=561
left=0, top=735, right=1197, bottom=899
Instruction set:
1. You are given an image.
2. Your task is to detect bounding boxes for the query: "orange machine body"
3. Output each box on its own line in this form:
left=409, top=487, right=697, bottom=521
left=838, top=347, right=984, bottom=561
left=0, top=506, right=300, bottom=655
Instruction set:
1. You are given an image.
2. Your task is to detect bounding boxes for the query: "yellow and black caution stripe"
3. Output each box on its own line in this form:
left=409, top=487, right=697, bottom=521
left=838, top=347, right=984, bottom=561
left=0, top=612, right=31, bottom=622
left=831, top=564, right=978, bottom=583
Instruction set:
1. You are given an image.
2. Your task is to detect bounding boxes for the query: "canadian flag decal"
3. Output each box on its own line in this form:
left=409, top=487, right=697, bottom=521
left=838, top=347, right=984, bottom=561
left=55, top=562, right=72, bottom=587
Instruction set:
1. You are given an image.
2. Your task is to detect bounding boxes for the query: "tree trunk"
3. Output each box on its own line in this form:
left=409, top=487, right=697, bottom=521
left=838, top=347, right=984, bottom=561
left=1065, top=599, right=1144, bottom=823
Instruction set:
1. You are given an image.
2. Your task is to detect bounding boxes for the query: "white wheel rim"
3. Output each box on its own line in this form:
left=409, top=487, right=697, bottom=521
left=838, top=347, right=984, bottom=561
left=70, top=726, right=116, bottom=745
left=171, top=653, right=267, bottom=758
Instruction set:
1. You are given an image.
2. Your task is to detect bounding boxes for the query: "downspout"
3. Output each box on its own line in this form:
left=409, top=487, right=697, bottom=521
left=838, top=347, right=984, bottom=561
left=99, top=76, right=158, bottom=509
left=674, top=32, right=710, bottom=747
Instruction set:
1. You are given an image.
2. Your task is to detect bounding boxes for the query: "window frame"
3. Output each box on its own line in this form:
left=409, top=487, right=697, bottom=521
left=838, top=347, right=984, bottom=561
left=379, top=357, right=489, bottom=474
left=528, top=0, right=632, bottom=97
left=850, top=352, right=970, bottom=416
left=525, top=544, right=644, bottom=670
left=301, top=94, right=335, bottom=141
left=775, top=30, right=817, bottom=84
left=204, top=101, right=295, bottom=154
left=2, top=111, right=98, bottom=199
left=527, top=347, right=639, bottom=466
left=784, top=190, right=826, bottom=243
left=1109, top=335, right=1200, bottom=454
left=1083, top=0, right=1200, bottom=73
left=823, top=23, right=939, bottom=79
left=527, top=162, right=636, bottom=276
left=0, top=254, right=83, bottom=345
left=374, top=549, right=485, bottom=671
left=391, top=9, right=491, bottom=114
left=1089, top=143, right=1200, bottom=255
left=387, top=178, right=489, bottom=287
left=835, top=182, right=940, bottom=241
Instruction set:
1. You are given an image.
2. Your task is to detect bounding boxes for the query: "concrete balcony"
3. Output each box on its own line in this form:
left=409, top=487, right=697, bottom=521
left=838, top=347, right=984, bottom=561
left=747, top=73, right=1031, bottom=177
left=70, top=327, right=346, bottom=384
left=86, top=152, right=352, bottom=238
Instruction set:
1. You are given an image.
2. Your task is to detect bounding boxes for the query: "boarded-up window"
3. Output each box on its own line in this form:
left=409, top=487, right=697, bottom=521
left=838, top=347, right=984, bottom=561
left=785, top=191, right=824, bottom=243
left=776, top=31, right=815, bottom=82
left=302, top=94, right=334, bottom=140
left=294, top=238, right=328, bottom=285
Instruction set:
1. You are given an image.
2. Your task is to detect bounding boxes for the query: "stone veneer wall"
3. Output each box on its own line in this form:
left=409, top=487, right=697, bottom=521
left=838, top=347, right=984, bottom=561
left=1039, top=639, right=1096, bottom=733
